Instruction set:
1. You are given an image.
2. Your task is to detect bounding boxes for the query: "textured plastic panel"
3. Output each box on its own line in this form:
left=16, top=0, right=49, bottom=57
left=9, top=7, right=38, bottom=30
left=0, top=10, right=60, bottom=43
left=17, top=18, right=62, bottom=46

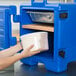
left=0, top=9, right=9, bottom=50
left=0, top=6, right=17, bottom=51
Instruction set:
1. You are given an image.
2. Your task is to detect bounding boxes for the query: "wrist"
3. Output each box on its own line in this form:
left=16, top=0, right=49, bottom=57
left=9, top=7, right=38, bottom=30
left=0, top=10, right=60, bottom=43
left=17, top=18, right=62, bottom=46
left=16, top=53, right=23, bottom=59
left=19, top=53, right=25, bottom=59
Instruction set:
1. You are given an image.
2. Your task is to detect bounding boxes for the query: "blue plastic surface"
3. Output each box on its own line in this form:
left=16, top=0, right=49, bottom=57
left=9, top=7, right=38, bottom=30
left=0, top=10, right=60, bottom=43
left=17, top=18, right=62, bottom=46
left=19, top=1, right=76, bottom=72
left=0, top=6, right=17, bottom=51
left=0, top=1, right=76, bottom=73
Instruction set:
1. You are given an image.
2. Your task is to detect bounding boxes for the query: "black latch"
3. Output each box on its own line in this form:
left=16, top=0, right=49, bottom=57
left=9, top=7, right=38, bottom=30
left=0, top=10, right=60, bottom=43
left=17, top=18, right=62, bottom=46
left=59, top=50, right=65, bottom=58
left=60, top=13, right=68, bottom=19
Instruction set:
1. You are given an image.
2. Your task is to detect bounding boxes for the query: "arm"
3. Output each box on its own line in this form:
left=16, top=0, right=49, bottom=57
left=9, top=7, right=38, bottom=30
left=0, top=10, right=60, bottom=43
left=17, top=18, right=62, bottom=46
left=0, top=54, right=22, bottom=70
left=0, top=43, right=22, bottom=58
left=0, top=45, right=40, bottom=70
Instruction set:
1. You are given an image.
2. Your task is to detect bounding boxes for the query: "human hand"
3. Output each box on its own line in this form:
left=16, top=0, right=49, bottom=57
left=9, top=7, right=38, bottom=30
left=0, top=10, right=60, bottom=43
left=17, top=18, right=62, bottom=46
left=20, top=45, right=41, bottom=58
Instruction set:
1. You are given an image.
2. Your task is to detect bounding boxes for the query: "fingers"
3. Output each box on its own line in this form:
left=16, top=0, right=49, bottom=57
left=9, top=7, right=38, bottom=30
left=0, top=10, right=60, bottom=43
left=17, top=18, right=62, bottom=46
left=31, top=51, right=40, bottom=55
left=32, top=48, right=43, bottom=52
left=25, top=45, right=43, bottom=56
left=31, top=48, right=43, bottom=54
left=26, top=45, right=34, bottom=51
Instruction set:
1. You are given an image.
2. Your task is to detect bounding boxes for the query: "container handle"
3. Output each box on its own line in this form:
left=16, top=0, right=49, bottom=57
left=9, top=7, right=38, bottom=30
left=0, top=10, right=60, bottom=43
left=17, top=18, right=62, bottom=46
left=32, top=0, right=47, bottom=6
